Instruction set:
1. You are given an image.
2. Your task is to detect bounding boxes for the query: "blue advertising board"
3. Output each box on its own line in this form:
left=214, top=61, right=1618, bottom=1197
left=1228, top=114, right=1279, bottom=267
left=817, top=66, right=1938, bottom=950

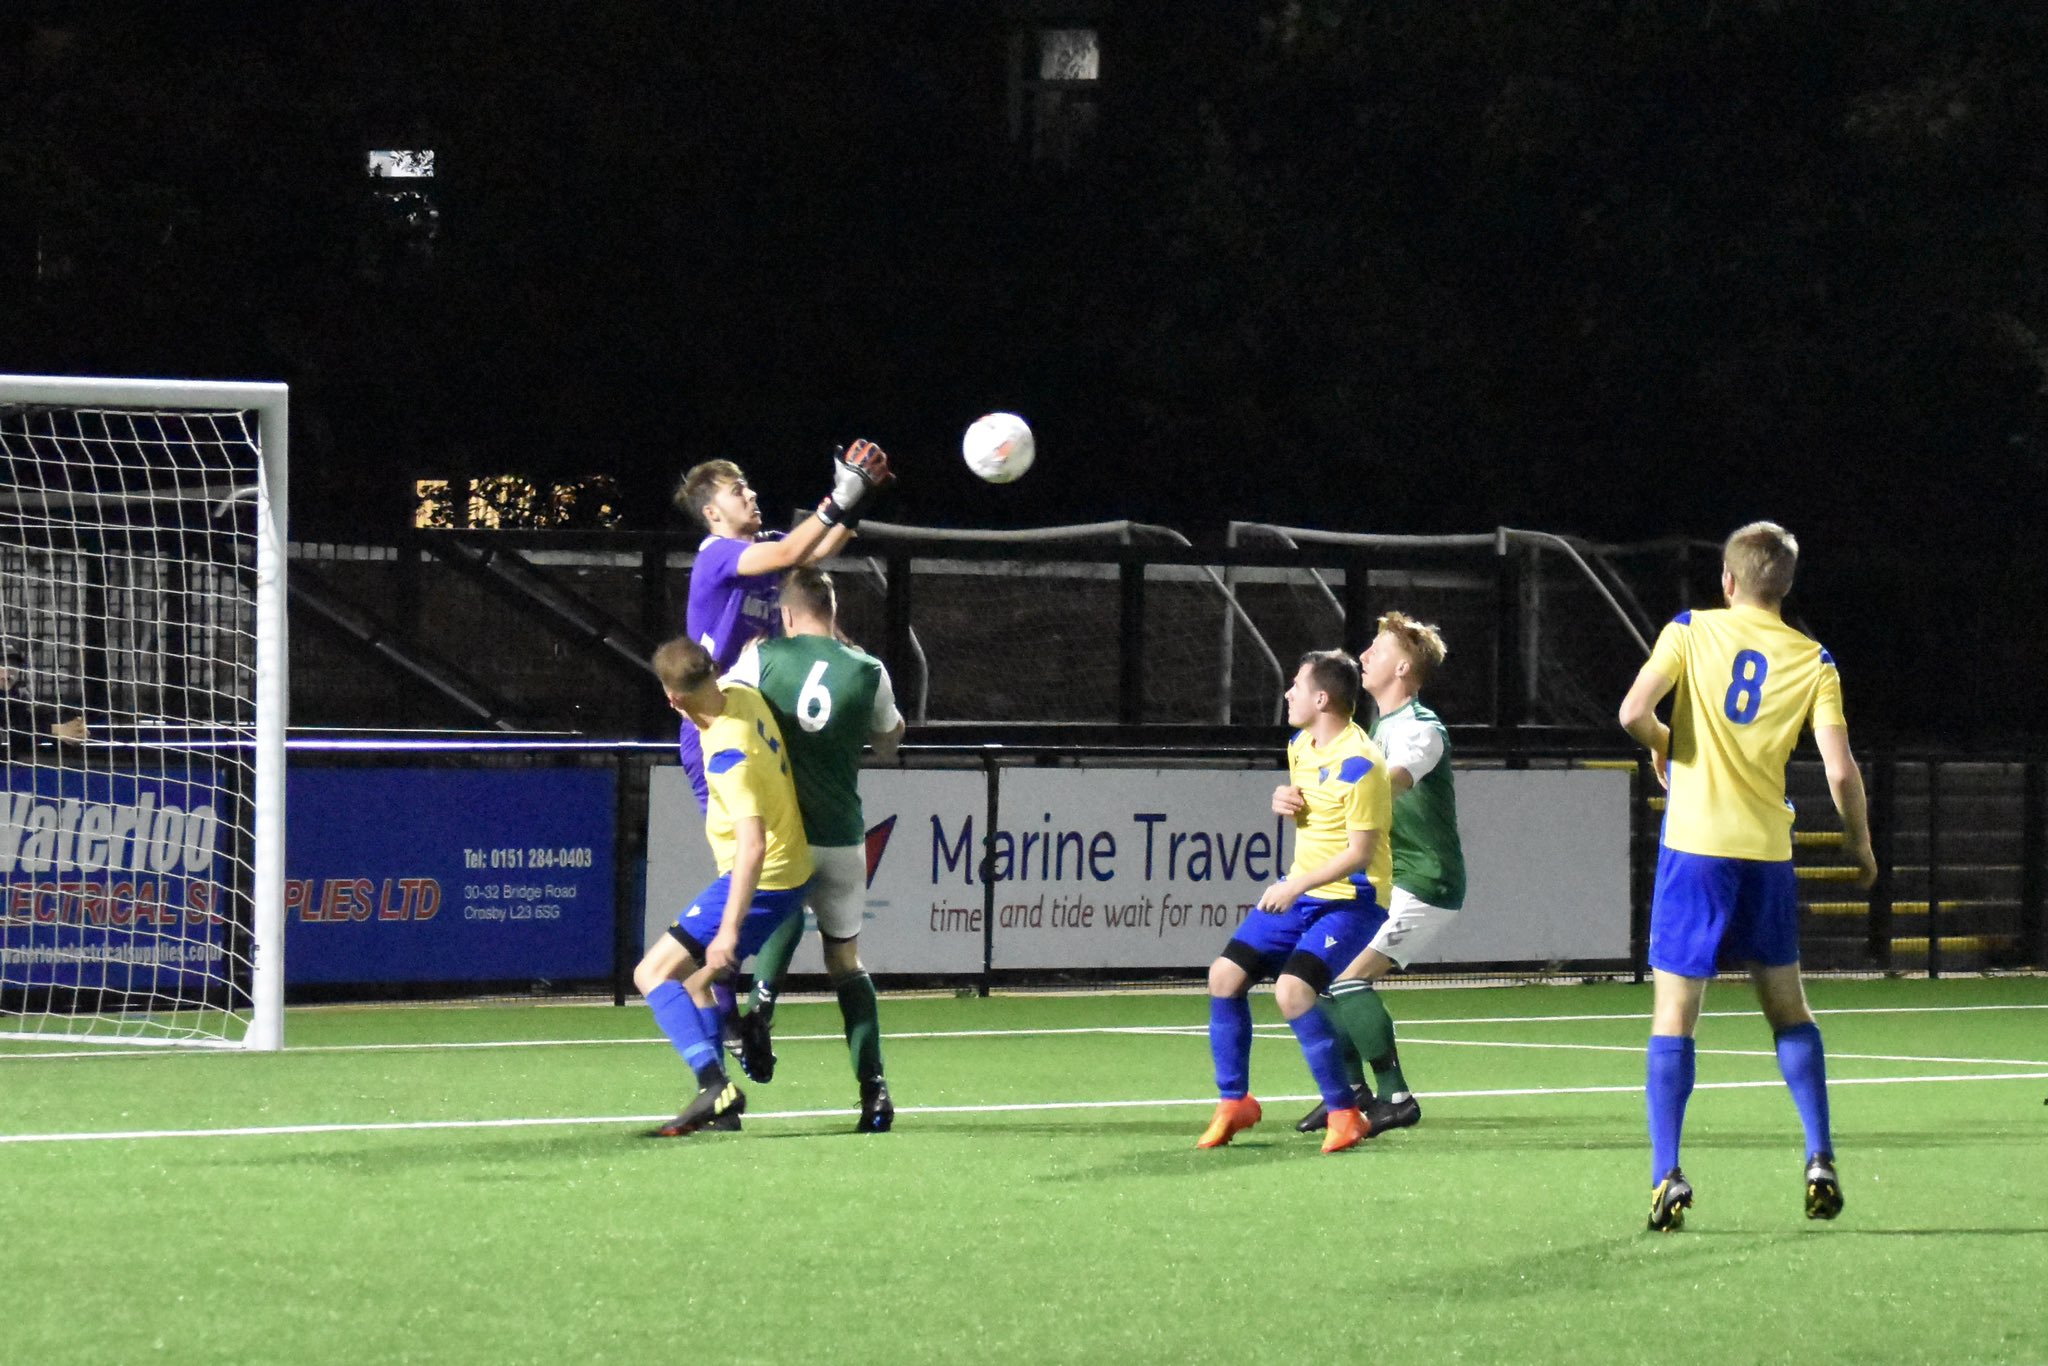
left=0, top=766, right=230, bottom=990
left=286, top=767, right=615, bottom=985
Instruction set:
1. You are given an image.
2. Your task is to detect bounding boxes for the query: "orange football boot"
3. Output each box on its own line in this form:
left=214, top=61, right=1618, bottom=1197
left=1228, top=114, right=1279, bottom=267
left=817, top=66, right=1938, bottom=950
left=1196, top=1096, right=1264, bottom=1148
left=1321, top=1105, right=1370, bottom=1154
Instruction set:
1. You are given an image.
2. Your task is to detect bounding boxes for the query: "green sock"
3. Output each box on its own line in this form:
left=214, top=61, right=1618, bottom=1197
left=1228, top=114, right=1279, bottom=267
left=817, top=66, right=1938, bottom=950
left=1325, top=980, right=1403, bottom=1096
left=1370, top=1043, right=1410, bottom=1099
left=747, top=910, right=805, bottom=1026
left=1316, top=995, right=1369, bottom=1089
left=834, top=971, right=885, bottom=1085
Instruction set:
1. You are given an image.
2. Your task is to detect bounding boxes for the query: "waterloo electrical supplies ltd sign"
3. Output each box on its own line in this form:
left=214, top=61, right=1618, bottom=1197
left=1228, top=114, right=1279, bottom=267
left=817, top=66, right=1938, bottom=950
left=0, top=768, right=231, bottom=990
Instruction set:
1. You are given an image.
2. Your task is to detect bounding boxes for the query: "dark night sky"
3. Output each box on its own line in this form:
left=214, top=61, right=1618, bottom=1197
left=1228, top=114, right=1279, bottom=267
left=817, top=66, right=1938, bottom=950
left=3, top=1, right=2046, bottom=733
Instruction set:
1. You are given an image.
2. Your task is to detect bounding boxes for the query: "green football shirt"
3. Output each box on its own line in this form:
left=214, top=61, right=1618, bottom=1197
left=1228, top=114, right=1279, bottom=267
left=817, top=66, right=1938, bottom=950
left=727, top=634, right=900, bottom=847
left=1369, top=699, right=1466, bottom=908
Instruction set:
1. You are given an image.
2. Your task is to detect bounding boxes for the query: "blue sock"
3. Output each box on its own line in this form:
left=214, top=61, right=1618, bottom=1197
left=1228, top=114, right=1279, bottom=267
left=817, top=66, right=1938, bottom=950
left=1209, top=995, right=1252, bottom=1099
left=1774, top=1021, right=1833, bottom=1157
left=697, top=1003, right=725, bottom=1050
left=647, top=980, right=719, bottom=1074
left=1286, top=1007, right=1356, bottom=1109
left=1646, top=1034, right=1695, bottom=1184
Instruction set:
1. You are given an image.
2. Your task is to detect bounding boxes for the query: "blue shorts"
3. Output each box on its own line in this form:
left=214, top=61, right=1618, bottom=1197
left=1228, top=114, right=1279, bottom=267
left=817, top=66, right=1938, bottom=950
left=1224, top=893, right=1387, bottom=984
left=669, top=874, right=809, bottom=961
left=1648, top=847, right=1800, bottom=978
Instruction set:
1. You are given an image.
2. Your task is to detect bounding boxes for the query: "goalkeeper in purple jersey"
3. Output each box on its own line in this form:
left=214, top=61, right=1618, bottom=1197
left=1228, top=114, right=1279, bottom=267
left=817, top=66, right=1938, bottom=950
left=672, top=441, right=893, bottom=808
left=670, top=441, right=891, bottom=1051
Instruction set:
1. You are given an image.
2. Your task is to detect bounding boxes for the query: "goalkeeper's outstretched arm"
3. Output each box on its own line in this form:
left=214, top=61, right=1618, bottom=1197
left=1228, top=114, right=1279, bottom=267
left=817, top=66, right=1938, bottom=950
left=735, top=513, right=833, bottom=575
left=810, top=521, right=857, bottom=561
left=732, top=508, right=855, bottom=575
left=734, top=439, right=890, bottom=574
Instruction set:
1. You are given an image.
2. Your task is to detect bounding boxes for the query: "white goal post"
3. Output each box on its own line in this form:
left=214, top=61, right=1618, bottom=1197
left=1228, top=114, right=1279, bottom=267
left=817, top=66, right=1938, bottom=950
left=0, top=375, right=286, bottom=1051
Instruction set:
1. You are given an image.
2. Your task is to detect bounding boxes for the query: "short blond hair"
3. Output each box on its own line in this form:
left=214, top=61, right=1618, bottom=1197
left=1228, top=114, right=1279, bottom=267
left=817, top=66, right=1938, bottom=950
left=1376, top=611, right=1447, bottom=687
left=651, top=636, right=717, bottom=696
left=673, top=459, right=744, bottom=530
left=1723, top=521, right=1799, bottom=603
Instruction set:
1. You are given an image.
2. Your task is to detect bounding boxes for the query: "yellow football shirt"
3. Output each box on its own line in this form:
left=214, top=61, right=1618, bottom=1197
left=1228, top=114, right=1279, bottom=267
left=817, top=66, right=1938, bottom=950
left=1286, top=722, right=1395, bottom=905
left=699, top=683, right=814, bottom=891
left=1648, top=604, right=1847, bottom=861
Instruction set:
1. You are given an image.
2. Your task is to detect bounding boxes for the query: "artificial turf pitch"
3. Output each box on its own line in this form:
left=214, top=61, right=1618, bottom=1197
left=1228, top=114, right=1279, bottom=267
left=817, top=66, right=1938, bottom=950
left=3, top=976, right=2045, bottom=1365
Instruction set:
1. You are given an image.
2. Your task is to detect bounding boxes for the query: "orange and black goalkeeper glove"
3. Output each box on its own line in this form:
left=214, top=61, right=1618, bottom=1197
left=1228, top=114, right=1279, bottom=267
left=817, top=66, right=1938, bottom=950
left=815, top=439, right=894, bottom=528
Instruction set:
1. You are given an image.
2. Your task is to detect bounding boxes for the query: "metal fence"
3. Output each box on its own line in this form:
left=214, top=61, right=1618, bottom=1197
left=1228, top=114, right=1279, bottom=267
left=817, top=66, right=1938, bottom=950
left=1806, top=756, right=2044, bottom=976
left=1629, top=753, right=2046, bottom=981
left=275, top=525, right=1716, bottom=738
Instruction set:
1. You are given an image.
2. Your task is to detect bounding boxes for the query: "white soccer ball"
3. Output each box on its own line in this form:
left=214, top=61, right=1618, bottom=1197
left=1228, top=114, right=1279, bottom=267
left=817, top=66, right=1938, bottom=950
left=962, top=412, right=1035, bottom=484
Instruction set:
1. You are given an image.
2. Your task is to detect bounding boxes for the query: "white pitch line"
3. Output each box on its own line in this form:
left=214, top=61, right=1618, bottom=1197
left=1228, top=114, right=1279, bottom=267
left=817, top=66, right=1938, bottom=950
left=4, top=1069, right=2047, bottom=1146
left=1366, top=1036, right=2048, bottom=1069
left=0, top=1024, right=1229, bottom=1062
left=1351, top=1003, right=2048, bottom=1027
left=4, top=1000, right=2045, bottom=1063
left=1150, top=1027, right=2048, bottom=1071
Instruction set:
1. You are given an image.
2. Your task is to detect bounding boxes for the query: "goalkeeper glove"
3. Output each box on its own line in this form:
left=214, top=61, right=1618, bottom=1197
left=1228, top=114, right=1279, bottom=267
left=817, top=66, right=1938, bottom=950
left=815, top=439, right=894, bottom=528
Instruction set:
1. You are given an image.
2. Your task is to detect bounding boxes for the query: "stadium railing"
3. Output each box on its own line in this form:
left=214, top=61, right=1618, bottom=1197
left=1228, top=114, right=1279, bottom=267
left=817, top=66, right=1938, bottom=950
left=277, top=524, right=1716, bottom=737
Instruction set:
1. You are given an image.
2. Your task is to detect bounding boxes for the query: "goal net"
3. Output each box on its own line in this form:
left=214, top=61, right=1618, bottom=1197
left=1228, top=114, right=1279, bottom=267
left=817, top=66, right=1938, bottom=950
left=0, top=376, right=286, bottom=1050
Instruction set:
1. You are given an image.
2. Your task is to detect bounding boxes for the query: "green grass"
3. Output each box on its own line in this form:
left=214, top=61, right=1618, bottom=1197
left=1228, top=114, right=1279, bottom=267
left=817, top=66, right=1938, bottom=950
left=4, top=976, right=2046, bottom=1364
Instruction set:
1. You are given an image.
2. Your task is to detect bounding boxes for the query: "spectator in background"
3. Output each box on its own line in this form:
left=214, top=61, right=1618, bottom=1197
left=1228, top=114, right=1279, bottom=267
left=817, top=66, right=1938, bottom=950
left=0, top=648, right=87, bottom=750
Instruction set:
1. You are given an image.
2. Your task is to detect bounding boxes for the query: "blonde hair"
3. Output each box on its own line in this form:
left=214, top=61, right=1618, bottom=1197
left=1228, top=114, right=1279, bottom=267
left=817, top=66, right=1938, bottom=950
left=673, top=459, right=745, bottom=530
left=1723, top=521, right=1799, bottom=603
left=651, top=636, right=717, bottom=696
left=1376, top=611, right=1447, bottom=687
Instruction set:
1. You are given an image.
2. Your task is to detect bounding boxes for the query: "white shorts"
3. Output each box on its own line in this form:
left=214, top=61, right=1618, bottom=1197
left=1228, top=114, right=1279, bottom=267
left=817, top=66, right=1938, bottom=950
left=1367, top=887, right=1461, bottom=969
left=807, top=844, right=868, bottom=941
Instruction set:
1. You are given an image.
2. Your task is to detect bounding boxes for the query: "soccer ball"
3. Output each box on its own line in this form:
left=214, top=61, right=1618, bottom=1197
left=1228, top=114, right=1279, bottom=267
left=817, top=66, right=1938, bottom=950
left=962, top=412, right=1035, bottom=484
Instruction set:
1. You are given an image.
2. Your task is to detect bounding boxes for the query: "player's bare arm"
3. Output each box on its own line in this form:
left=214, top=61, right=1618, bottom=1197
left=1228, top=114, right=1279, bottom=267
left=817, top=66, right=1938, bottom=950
left=735, top=516, right=854, bottom=575
left=1813, top=724, right=1877, bottom=890
left=735, top=517, right=829, bottom=576
left=1619, top=664, right=1676, bottom=787
left=710, top=817, right=767, bottom=974
left=811, top=523, right=857, bottom=561
left=1387, top=767, right=1416, bottom=798
left=1271, top=784, right=1305, bottom=818
left=1258, top=828, right=1378, bottom=912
